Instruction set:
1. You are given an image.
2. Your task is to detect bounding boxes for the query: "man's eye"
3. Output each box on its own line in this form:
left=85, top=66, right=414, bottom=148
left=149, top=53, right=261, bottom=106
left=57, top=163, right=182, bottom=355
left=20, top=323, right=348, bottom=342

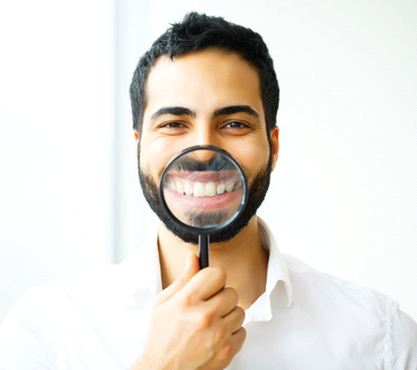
left=159, top=121, right=185, bottom=129
left=223, top=121, right=251, bottom=129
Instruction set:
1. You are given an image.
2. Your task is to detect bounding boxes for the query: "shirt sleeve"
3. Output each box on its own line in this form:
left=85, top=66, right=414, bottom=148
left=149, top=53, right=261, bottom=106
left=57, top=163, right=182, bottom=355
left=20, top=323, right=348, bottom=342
left=0, top=289, right=54, bottom=370
left=386, top=298, right=417, bottom=370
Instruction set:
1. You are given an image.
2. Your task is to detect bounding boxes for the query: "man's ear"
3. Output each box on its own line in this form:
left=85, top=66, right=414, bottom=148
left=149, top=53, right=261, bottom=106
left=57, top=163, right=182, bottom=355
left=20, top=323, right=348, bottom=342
left=134, top=129, right=140, bottom=142
left=270, top=126, right=279, bottom=171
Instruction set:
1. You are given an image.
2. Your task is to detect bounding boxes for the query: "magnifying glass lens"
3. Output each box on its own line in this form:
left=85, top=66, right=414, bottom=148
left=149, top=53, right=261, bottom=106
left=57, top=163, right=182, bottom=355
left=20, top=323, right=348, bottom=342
left=161, top=148, right=246, bottom=230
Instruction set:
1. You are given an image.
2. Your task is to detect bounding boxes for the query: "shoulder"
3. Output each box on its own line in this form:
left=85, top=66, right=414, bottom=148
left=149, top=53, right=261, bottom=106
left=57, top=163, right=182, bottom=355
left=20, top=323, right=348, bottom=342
left=282, top=254, right=417, bottom=367
left=2, top=248, right=148, bottom=326
left=2, top=262, right=125, bottom=327
left=283, top=253, right=388, bottom=304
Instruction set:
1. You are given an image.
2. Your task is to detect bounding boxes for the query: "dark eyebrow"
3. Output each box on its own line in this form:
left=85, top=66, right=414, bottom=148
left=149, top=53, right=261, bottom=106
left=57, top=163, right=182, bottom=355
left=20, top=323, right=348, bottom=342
left=213, top=105, right=260, bottom=120
left=150, top=106, right=196, bottom=121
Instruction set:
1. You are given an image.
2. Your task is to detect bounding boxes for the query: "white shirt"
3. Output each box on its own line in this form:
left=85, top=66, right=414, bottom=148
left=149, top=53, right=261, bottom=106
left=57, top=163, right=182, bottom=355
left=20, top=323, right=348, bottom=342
left=1, top=218, right=416, bottom=370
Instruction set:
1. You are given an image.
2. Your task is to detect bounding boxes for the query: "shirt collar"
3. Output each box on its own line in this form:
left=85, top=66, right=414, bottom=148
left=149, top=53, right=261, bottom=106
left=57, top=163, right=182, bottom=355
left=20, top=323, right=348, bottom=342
left=120, top=216, right=293, bottom=317
left=244, top=218, right=293, bottom=324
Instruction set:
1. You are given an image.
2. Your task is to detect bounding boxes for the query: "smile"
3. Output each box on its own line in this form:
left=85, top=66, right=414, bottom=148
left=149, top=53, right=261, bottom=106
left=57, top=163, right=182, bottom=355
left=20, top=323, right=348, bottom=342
left=167, top=179, right=241, bottom=197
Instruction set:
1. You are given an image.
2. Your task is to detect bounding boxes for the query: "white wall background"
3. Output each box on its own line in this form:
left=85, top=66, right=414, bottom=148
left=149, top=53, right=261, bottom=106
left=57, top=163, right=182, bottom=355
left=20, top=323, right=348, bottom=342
left=1, top=0, right=416, bottom=322
left=0, top=0, right=115, bottom=317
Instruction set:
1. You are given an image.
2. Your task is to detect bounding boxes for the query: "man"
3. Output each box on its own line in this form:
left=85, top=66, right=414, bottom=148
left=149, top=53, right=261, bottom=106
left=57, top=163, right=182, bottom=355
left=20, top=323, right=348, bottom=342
left=1, top=12, right=416, bottom=370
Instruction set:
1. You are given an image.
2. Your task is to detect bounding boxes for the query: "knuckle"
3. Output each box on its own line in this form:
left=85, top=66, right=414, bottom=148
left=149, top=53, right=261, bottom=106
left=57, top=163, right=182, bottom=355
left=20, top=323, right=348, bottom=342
left=178, top=288, right=199, bottom=308
left=236, top=306, right=245, bottom=321
left=223, top=342, right=234, bottom=358
left=226, top=287, right=239, bottom=303
left=213, top=326, right=227, bottom=345
left=217, top=342, right=234, bottom=367
left=197, top=310, right=214, bottom=329
left=210, top=267, right=226, bottom=284
left=181, top=292, right=194, bottom=308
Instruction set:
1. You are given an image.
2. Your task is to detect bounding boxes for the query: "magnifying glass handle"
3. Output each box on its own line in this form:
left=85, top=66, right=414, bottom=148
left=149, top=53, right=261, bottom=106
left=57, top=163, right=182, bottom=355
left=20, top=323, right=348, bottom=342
left=198, top=234, right=210, bottom=269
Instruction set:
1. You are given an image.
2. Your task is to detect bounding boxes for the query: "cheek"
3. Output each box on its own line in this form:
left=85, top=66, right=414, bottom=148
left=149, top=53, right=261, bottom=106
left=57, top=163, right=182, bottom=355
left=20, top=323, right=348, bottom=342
left=139, top=137, right=183, bottom=180
left=231, top=139, right=270, bottom=178
left=139, top=141, right=160, bottom=177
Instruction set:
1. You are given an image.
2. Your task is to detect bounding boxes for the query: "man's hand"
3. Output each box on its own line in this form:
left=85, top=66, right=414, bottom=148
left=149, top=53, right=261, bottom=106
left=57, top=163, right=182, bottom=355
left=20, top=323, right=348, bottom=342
left=131, top=251, right=246, bottom=370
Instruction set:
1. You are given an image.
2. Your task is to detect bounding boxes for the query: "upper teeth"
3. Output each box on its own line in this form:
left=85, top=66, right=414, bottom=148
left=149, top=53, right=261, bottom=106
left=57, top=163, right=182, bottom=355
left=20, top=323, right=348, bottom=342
left=169, top=180, right=238, bottom=197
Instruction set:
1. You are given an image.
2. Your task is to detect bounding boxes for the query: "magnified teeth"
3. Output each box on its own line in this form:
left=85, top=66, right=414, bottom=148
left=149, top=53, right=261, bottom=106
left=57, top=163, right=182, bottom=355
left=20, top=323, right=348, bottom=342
left=216, top=183, right=225, bottom=195
left=205, top=182, right=216, bottom=196
left=193, top=182, right=205, bottom=197
left=169, top=179, right=240, bottom=197
left=184, top=182, right=193, bottom=196
left=176, top=181, right=184, bottom=195
left=226, top=182, right=235, bottom=193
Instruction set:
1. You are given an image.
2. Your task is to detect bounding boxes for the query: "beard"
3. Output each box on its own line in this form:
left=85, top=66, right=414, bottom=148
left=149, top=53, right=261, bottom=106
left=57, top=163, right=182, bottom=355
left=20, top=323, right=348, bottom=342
left=138, top=152, right=273, bottom=244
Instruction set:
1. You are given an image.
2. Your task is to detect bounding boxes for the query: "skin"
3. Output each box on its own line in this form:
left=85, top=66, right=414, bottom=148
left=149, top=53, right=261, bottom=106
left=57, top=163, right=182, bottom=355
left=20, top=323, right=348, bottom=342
left=132, top=48, right=279, bottom=370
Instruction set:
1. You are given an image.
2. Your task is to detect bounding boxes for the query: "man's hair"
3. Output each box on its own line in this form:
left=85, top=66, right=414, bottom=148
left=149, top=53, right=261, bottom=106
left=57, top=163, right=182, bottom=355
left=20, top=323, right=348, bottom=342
left=129, top=12, right=279, bottom=132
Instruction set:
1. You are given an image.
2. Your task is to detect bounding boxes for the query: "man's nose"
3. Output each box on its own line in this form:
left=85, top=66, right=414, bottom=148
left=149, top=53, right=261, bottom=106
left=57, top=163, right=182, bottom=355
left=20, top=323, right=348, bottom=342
left=192, top=148, right=217, bottom=163
left=194, top=124, right=219, bottom=147
left=192, top=125, right=219, bottom=161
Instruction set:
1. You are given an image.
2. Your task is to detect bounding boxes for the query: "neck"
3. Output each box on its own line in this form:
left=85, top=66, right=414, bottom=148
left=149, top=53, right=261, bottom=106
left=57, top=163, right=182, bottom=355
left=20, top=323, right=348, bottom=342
left=157, top=216, right=269, bottom=309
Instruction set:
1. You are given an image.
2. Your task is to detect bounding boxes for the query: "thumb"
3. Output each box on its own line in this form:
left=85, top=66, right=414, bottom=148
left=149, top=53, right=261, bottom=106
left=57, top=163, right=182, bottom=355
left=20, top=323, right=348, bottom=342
left=157, top=250, right=199, bottom=303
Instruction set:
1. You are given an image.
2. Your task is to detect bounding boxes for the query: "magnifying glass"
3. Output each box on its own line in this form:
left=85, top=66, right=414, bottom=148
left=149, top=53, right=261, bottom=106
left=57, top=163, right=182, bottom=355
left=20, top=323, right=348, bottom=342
left=160, top=145, right=248, bottom=269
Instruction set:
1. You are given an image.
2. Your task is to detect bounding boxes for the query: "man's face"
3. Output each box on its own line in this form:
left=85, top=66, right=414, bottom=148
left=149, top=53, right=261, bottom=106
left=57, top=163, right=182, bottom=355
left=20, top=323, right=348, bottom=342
left=137, top=48, right=279, bottom=243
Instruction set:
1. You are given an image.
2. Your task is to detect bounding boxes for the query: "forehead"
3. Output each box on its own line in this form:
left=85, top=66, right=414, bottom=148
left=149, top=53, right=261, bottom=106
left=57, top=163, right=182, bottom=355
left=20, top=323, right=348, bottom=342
left=144, top=49, right=264, bottom=117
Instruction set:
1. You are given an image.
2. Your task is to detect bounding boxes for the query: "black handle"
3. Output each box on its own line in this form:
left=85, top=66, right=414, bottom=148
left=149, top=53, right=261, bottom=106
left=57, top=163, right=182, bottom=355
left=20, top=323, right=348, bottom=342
left=198, top=234, right=210, bottom=269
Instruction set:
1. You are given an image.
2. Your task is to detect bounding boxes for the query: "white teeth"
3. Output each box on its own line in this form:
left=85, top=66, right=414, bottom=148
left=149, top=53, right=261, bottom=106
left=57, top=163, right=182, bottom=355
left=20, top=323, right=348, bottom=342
left=176, top=181, right=184, bottom=194
left=216, top=183, right=225, bottom=195
left=226, top=182, right=235, bottom=193
left=205, top=182, right=216, bottom=196
left=170, top=180, right=238, bottom=197
left=184, top=182, right=193, bottom=196
left=193, top=182, right=205, bottom=197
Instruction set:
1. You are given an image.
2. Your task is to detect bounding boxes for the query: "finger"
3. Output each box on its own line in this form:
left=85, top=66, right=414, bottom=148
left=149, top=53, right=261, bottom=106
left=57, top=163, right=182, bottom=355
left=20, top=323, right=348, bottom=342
left=230, top=326, right=246, bottom=353
left=181, top=267, right=227, bottom=302
left=222, top=306, right=245, bottom=335
left=157, top=251, right=199, bottom=303
left=210, top=327, right=247, bottom=370
left=204, top=287, right=239, bottom=318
